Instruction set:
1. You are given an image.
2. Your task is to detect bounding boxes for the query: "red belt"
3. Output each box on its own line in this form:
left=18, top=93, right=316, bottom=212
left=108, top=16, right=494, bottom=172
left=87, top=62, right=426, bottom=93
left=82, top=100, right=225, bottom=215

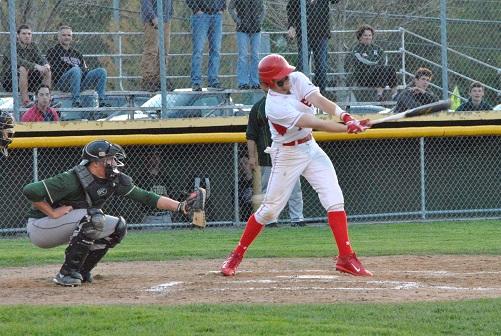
left=283, top=134, right=312, bottom=146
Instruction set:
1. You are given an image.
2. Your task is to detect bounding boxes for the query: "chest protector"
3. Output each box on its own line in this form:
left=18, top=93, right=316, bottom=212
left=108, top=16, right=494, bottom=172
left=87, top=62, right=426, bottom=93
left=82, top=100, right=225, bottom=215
left=73, top=165, right=118, bottom=208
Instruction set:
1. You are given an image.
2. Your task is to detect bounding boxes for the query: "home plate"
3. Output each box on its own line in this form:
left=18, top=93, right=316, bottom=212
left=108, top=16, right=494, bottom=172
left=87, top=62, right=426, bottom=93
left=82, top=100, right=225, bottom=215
left=147, top=281, right=183, bottom=292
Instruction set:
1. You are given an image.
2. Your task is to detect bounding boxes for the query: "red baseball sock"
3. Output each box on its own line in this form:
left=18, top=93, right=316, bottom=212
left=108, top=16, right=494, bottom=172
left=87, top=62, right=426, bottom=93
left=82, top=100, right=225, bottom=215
left=328, top=211, right=354, bottom=256
left=234, top=214, right=264, bottom=256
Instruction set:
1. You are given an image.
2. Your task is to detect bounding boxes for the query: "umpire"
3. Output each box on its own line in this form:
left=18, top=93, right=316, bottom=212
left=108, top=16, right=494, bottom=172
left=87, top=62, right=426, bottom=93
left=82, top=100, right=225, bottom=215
left=23, top=139, right=205, bottom=287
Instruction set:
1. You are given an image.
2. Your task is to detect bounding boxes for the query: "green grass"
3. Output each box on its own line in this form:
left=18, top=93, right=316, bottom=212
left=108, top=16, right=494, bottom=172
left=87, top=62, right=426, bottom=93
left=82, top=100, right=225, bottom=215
left=1, top=220, right=500, bottom=335
left=2, top=220, right=500, bottom=268
left=1, top=299, right=501, bottom=336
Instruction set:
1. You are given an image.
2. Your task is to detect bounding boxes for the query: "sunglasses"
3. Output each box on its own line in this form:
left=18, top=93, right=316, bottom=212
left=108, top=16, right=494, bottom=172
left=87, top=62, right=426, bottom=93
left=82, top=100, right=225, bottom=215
left=275, top=76, right=289, bottom=87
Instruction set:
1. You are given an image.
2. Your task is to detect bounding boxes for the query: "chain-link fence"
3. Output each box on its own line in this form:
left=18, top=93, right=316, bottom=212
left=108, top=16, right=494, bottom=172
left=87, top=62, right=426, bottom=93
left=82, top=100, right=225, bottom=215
left=0, top=0, right=499, bottom=120
left=1, top=133, right=501, bottom=237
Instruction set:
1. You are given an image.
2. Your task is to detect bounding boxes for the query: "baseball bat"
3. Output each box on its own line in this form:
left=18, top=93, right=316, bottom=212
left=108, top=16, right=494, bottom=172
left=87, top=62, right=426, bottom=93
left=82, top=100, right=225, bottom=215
left=371, top=99, right=451, bottom=125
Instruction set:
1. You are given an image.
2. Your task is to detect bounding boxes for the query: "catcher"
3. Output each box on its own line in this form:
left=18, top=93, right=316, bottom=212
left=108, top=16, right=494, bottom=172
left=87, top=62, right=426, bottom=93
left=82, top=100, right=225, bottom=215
left=0, top=110, right=15, bottom=157
left=23, top=139, right=206, bottom=287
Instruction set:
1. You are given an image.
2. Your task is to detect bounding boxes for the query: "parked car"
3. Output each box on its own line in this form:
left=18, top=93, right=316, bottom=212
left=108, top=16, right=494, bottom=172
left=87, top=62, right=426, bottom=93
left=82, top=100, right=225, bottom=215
left=100, top=88, right=250, bottom=121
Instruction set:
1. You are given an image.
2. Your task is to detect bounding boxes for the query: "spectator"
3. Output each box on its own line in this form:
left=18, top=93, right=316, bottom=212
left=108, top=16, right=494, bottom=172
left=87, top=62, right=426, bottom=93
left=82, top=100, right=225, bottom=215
left=456, top=82, right=493, bottom=112
left=1, top=24, right=52, bottom=108
left=21, top=85, right=59, bottom=122
left=287, top=0, right=338, bottom=96
left=186, top=0, right=226, bottom=91
left=246, top=86, right=304, bottom=226
left=140, top=0, right=174, bottom=92
left=350, top=24, right=398, bottom=101
left=46, top=25, right=110, bottom=108
left=394, top=67, right=438, bottom=113
left=228, top=0, right=264, bottom=90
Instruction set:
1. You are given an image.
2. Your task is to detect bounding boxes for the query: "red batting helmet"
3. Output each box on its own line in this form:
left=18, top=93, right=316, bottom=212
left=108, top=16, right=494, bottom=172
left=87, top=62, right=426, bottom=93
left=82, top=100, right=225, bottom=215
left=258, top=54, right=295, bottom=86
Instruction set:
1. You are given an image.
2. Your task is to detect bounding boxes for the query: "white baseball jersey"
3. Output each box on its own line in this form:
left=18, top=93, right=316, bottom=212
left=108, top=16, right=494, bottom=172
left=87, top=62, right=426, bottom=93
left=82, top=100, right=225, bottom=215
left=265, top=71, right=319, bottom=144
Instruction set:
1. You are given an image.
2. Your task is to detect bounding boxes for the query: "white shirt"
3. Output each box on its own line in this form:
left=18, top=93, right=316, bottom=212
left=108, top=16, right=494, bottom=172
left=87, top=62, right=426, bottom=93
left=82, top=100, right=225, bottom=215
left=265, top=71, right=319, bottom=144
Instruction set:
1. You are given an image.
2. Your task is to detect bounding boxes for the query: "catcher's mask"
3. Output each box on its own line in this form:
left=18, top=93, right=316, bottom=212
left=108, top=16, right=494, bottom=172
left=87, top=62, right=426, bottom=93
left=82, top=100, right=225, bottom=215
left=80, top=140, right=126, bottom=179
left=258, top=54, right=295, bottom=88
left=0, top=110, right=15, bottom=157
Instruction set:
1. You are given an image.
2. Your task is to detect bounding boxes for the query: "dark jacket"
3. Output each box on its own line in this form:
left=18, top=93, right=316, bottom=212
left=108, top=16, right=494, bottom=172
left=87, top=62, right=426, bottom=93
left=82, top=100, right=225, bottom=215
left=46, top=44, right=86, bottom=84
left=140, top=0, right=174, bottom=23
left=186, top=0, right=226, bottom=14
left=456, top=99, right=493, bottom=112
left=287, top=0, right=339, bottom=40
left=246, top=96, right=272, bottom=167
left=1, top=42, right=47, bottom=76
left=394, top=86, right=438, bottom=113
left=228, top=0, right=264, bottom=34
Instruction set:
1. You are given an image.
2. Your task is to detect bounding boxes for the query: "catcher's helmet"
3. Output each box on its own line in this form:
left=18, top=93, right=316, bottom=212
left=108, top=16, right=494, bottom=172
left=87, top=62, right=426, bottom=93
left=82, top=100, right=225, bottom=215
left=80, top=140, right=126, bottom=178
left=258, top=54, right=295, bottom=86
left=0, top=110, right=15, bottom=157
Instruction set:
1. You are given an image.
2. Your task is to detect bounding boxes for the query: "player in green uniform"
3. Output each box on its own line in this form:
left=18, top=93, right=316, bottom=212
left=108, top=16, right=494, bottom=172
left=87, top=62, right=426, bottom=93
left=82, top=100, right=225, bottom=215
left=23, top=139, right=206, bottom=287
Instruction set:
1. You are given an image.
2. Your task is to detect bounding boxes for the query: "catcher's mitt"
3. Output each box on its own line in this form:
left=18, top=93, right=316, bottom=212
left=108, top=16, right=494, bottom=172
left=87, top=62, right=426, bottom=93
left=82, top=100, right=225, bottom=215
left=177, top=188, right=207, bottom=228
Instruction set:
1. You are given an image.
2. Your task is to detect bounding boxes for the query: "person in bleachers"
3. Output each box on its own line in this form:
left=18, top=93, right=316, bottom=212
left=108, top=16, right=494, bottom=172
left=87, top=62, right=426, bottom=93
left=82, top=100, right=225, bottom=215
left=140, top=0, right=174, bottom=92
left=186, top=0, right=226, bottom=91
left=21, top=85, right=59, bottom=122
left=287, top=0, right=338, bottom=97
left=1, top=24, right=52, bottom=108
left=228, top=0, right=264, bottom=90
left=456, top=82, right=493, bottom=112
left=394, top=67, right=438, bottom=113
left=46, top=25, right=110, bottom=108
left=349, top=24, right=398, bottom=102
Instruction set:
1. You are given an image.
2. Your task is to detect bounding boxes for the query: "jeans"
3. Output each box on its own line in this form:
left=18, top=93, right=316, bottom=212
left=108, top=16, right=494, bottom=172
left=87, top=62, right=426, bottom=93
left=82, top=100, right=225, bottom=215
left=56, top=67, right=107, bottom=102
left=190, top=12, right=222, bottom=86
left=296, top=36, right=329, bottom=92
left=236, top=32, right=261, bottom=87
left=261, top=165, right=304, bottom=222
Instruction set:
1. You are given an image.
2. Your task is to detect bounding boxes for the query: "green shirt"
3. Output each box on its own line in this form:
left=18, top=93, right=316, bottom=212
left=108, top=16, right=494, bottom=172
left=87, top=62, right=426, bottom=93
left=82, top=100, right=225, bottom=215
left=350, top=43, right=385, bottom=71
left=245, top=96, right=273, bottom=167
left=23, top=169, right=161, bottom=218
left=2, top=42, right=48, bottom=76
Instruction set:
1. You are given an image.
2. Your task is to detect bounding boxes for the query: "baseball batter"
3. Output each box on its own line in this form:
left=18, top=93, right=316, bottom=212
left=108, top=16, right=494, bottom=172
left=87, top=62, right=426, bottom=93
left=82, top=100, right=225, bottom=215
left=23, top=139, right=206, bottom=287
left=221, top=54, right=372, bottom=277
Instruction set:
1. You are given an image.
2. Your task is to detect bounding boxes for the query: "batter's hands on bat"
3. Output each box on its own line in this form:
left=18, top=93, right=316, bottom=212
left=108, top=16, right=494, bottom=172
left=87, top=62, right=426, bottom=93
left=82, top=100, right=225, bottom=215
left=341, top=112, right=371, bottom=133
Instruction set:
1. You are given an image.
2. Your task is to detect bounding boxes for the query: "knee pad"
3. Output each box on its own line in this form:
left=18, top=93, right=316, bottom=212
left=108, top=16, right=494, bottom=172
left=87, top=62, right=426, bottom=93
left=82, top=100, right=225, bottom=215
left=107, top=216, right=127, bottom=248
left=327, top=203, right=345, bottom=212
left=80, top=208, right=106, bottom=240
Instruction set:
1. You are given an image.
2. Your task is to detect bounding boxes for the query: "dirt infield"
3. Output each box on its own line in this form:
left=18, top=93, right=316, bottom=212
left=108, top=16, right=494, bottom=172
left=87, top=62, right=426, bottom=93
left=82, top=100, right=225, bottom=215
left=1, top=255, right=500, bottom=305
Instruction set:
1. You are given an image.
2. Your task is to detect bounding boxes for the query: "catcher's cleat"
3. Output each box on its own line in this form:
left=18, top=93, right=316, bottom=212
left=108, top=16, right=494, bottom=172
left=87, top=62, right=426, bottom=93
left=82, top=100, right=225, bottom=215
left=81, top=271, right=93, bottom=283
left=335, top=253, right=373, bottom=277
left=221, top=251, right=243, bottom=276
left=53, top=271, right=83, bottom=287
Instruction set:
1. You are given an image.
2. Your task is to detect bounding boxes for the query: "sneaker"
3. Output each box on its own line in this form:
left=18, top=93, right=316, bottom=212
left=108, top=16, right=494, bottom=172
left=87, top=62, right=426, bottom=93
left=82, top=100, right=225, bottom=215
left=98, top=100, right=112, bottom=108
left=81, top=271, right=93, bottom=283
left=207, top=83, right=225, bottom=91
left=72, top=100, right=82, bottom=108
left=192, top=84, right=202, bottom=92
left=335, top=253, right=373, bottom=276
left=250, top=84, right=261, bottom=90
left=53, top=271, right=83, bottom=287
left=291, top=221, right=306, bottom=227
left=221, top=251, right=243, bottom=276
left=238, top=84, right=250, bottom=90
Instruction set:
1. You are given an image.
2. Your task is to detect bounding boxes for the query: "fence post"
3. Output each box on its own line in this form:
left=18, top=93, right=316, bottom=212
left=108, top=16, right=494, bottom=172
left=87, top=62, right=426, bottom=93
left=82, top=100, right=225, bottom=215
left=157, top=0, right=168, bottom=119
left=419, top=137, right=427, bottom=220
left=112, top=0, right=124, bottom=90
left=299, top=0, right=309, bottom=77
left=233, top=143, right=240, bottom=226
left=8, top=0, right=20, bottom=120
left=439, top=0, right=449, bottom=99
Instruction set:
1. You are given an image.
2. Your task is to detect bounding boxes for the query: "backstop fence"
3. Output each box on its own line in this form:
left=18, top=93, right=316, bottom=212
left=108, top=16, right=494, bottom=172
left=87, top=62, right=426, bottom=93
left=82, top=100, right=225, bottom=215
left=2, top=128, right=501, bottom=236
